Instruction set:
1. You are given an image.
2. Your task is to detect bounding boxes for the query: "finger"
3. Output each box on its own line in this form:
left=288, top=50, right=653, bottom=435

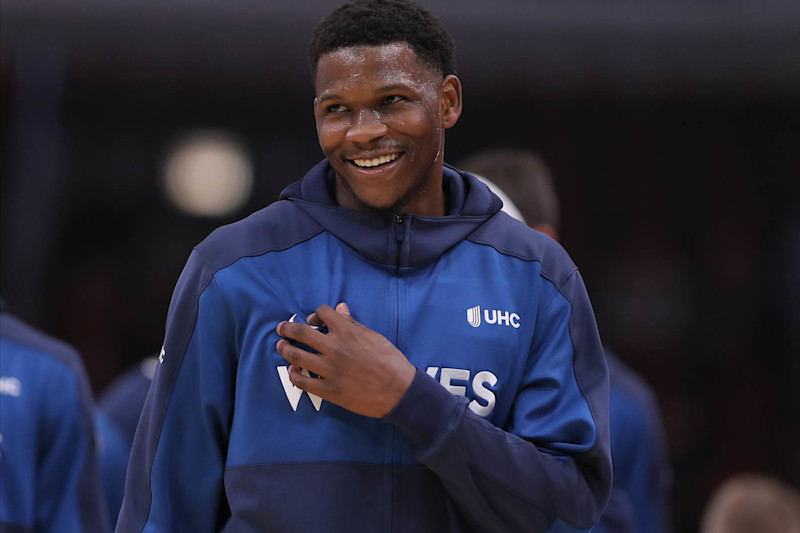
left=288, top=364, right=328, bottom=397
left=336, top=302, right=359, bottom=326
left=307, top=303, right=352, bottom=329
left=306, top=312, right=325, bottom=328
left=275, top=339, right=329, bottom=376
left=277, top=319, right=329, bottom=349
left=316, top=304, right=356, bottom=331
left=313, top=305, right=345, bottom=330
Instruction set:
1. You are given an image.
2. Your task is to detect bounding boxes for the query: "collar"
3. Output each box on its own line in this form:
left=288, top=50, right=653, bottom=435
left=279, top=160, right=502, bottom=268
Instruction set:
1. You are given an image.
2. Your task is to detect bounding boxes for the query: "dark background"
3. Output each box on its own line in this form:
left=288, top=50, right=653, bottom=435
left=2, top=1, right=799, bottom=530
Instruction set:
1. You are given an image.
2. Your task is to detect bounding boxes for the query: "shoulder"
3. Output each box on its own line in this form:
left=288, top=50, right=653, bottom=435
left=467, top=212, right=578, bottom=286
left=0, top=310, right=85, bottom=379
left=193, top=200, right=324, bottom=275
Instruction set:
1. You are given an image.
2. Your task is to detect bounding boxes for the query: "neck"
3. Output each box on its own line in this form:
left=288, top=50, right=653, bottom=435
left=399, top=179, right=446, bottom=217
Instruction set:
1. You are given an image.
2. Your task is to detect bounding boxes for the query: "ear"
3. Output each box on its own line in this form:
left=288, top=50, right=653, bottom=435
left=440, top=75, right=463, bottom=129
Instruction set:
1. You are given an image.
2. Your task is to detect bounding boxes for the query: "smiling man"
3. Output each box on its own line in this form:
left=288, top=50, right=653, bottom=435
left=116, top=1, right=611, bottom=532
left=313, top=40, right=459, bottom=216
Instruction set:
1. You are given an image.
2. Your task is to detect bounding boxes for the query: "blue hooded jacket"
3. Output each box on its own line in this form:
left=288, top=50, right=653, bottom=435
left=117, top=161, right=611, bottom=532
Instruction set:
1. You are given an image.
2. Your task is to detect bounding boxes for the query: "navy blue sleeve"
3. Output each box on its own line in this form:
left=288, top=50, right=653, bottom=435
left=384, top=268, right=611, bottom=532
left=116, top=250, right=237, bottom=532
left=95, top=360, right=154, bottom=529
left=593, top=489, right=639, bottom=533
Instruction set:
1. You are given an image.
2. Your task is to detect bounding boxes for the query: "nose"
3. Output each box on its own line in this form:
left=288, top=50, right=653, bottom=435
left=345, top=110, right=388, bottom=144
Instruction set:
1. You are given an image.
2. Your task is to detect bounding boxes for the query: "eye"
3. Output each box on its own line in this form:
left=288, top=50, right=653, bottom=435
left=383, top=95, right=405, bottom=104
left=327, top=104, right=349, bottom=113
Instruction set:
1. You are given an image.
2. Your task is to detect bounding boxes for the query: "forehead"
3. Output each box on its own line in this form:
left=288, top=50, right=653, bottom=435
left=315, top=43, right=439, bottom=95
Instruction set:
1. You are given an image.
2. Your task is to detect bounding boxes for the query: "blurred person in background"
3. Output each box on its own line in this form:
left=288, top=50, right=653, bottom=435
left=94, top=355, right=157, bottom=528
left=459, top=148, right=672, bottom=533
left=0, top=299, right=110, bottom=532
left=117, top=0, right=611, bottom=531
left=700, top=474, right=800, bottom=533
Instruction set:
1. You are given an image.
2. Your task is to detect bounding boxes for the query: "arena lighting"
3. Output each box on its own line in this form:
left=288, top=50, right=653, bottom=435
left=163, top=130, right=253, bottom=217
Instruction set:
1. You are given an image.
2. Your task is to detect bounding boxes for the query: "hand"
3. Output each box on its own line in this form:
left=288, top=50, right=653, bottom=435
left=276, top=303, right=416, bottom=418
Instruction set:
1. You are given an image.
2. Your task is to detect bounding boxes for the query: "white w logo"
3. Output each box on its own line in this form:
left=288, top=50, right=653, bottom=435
left=466, top=305, right=481, bottom=328
left=277, top=366, right=323, bottom=411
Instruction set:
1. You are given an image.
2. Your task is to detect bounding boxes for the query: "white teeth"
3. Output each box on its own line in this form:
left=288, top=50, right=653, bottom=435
left=352, top=153, right=399, bottom=168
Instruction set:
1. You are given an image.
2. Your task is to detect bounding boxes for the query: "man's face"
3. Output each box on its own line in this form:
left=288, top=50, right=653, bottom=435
left=314, top=43, right=461, bottom=216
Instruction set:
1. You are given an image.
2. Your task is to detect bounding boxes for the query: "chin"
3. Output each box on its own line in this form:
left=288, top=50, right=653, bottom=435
left=356, top=194, right=401, bottom=213
left=341, top=179, right=399, bottom=208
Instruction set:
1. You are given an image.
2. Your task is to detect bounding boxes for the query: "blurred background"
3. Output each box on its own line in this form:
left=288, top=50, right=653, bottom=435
left=1, top=0, right=798, bottom=530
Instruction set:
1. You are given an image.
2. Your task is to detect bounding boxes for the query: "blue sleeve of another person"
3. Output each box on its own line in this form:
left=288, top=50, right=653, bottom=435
left=594, top=351, right=672, bottom=533
left=95, top=359, right=155, bottom=527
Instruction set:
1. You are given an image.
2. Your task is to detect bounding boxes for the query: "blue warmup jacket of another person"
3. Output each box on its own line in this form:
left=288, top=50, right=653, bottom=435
left=594, top=351, right=673, bottom=533
left=0, top=302, right=110, bottom=533
left=94, top=358, right=156, bottom=527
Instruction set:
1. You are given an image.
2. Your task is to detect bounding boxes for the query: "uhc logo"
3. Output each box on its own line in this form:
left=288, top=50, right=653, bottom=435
left=466, top=305, right=482, bottom=327
left=466, top=305, right=520, bottom=329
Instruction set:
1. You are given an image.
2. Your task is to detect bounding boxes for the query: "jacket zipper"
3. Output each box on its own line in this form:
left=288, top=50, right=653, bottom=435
left=389, top=213, right=404, bottom=532
left=393, top=214, right=404, bottom=275
left=393, top=214, right=404, bottom=342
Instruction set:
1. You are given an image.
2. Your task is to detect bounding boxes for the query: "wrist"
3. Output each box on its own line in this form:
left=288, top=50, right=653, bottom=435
left=383, top=360, right=416, bottom=417
left=382, top=367, right=464, bottom=449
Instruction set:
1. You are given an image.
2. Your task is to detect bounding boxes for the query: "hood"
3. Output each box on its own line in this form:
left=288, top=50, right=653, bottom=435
left=279, top=160, right=503, bottom=268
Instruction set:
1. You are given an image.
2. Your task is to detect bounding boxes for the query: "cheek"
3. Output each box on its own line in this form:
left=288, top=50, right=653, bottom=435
left=388, top=108, right=439, bottom=140
left=408, top=119, right=441, bottom=156
left=317, top=118, right=350, bottom=151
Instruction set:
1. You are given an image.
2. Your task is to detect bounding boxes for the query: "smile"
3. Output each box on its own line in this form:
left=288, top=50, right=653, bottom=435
left=349, top=152, right=401, bottom=168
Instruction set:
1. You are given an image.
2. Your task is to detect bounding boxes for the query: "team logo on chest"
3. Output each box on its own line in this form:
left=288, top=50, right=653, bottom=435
left=276, top=365, right=499, bottom=417
left=466, top=305, right=520, bottom=329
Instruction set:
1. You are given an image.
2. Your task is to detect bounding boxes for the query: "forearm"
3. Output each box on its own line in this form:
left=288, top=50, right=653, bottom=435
left=385, top=369, right=610, bottom=532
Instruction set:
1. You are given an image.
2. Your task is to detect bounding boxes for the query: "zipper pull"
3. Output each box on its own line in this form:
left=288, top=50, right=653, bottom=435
left=394, top=214, right=404, bottom=242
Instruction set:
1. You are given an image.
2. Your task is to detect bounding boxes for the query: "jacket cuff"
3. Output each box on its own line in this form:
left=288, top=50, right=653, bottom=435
left=382, top=367, right=464, bottom=450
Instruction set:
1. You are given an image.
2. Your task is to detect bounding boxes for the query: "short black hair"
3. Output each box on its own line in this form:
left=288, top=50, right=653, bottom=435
left=308, top=0, right=456, bottom=80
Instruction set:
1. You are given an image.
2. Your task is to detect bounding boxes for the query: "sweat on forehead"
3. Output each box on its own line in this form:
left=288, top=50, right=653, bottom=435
left=316, top=43, right=439, bottom=80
